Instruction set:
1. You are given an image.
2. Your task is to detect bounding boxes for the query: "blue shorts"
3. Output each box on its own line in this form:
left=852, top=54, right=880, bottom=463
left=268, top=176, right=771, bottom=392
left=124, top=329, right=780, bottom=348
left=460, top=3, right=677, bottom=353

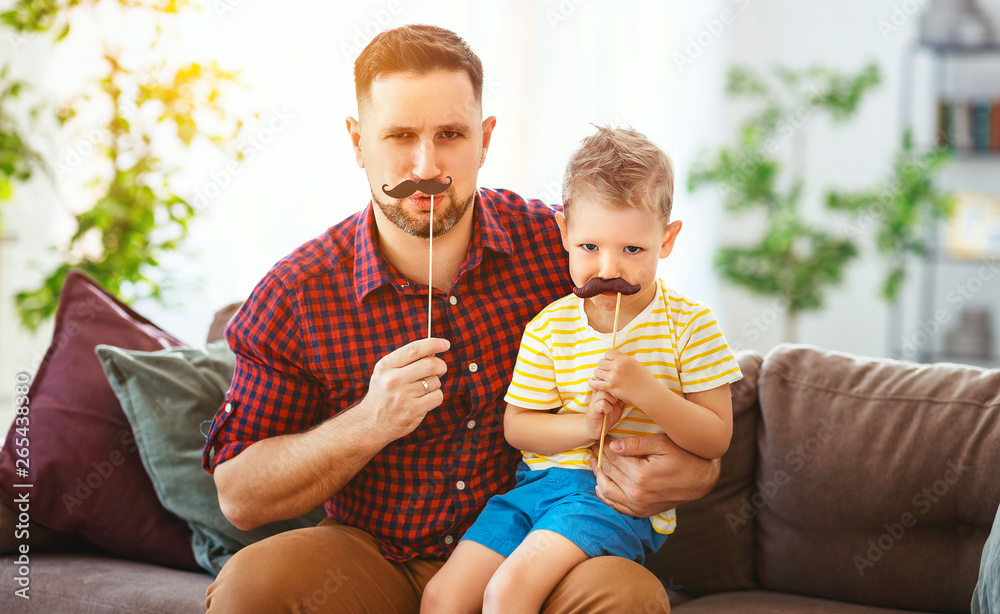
left=461, top=464, right=669, bottom=563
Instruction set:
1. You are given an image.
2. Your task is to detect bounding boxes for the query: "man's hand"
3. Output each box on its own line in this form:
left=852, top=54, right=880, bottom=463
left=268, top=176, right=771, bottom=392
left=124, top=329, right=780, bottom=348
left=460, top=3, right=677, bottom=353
left=361, top=337, right=450, bottom=439
left=589, top=349, right=654, bottom=405
left=588, top=433, right=719, bottom=518
left=584, top=391, right=624, bottom=441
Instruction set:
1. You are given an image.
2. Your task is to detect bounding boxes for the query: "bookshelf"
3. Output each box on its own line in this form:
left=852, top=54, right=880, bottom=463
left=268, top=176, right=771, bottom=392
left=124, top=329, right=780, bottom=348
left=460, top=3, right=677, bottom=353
left=894, top=39, right=1000, bottom=367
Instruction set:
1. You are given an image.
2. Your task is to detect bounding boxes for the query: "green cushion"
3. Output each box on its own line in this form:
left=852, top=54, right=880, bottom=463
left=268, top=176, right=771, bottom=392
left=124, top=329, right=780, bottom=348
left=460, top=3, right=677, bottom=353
left=96, top=341, right=325, bottom=575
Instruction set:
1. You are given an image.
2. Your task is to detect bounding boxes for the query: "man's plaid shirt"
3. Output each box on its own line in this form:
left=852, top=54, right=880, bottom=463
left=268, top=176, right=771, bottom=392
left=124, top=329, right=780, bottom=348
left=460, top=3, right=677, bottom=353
left=203, top=188, right=572, bottom=562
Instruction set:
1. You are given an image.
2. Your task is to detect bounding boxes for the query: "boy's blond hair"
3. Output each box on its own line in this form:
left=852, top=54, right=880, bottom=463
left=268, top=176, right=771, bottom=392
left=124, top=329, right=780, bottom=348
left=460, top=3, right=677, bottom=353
left=562, top=125, right=674, bottom=224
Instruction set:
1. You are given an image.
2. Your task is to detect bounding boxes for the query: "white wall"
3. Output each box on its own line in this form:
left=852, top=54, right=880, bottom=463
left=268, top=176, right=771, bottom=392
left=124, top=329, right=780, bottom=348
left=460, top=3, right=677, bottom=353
left=713, top=0, right=1000, bottom=361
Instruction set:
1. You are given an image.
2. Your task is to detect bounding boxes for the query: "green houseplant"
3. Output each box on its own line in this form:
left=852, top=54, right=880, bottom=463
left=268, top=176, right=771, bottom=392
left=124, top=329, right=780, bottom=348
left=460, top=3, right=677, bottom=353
left=688, top=63, right=882, bottom=343
left=1, top=0, right=246, bottom=331
left=827, top=129, right=953, bottom=302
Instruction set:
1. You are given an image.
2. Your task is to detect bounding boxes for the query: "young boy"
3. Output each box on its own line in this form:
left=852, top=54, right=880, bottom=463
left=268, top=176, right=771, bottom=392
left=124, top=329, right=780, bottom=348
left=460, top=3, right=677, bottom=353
left=421, top=126, right=742, bottom=613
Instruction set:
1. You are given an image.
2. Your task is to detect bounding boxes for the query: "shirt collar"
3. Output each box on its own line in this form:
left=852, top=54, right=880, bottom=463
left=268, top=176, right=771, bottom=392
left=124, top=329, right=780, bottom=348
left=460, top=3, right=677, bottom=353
left=353, top=190, right=514, bottom=304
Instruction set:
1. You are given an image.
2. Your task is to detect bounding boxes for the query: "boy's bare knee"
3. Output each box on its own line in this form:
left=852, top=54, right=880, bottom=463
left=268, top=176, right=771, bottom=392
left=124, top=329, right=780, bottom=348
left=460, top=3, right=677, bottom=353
left=482, top=566, right=519, bottom=611
left=420, top=574, right=471, bottom=614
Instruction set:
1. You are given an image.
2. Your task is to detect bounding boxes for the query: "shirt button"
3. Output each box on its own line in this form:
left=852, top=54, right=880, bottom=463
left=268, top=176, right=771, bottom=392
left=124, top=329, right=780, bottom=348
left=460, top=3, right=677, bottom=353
left=469, top=362, right=479, bottom=373
left=456, top=481, right=466, bottom=490
left=467, top=420, right=476, bottom=429
left=224, top=403, right=233, bottom=413
left=449, top=295, right=458, bottom=305
left=444, top=535, right=454, bottom=545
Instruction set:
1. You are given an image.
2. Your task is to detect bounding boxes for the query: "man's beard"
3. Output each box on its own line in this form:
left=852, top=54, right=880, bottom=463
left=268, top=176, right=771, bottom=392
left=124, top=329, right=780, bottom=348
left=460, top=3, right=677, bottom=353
left=372, top=186, right=474, bottom=239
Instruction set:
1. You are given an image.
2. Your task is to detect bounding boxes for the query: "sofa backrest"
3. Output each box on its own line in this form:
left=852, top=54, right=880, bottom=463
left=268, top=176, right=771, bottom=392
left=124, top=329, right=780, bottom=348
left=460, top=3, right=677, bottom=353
left=753, top=344, right=1000, bottom=612
left=646, top=350, right=763, bottom=594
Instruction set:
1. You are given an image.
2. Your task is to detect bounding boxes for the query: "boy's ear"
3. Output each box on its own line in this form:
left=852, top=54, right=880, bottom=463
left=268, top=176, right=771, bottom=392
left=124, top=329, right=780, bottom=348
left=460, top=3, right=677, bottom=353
left=555, top=211, right=570, bottom=252
left=659, top=220, right=682, bottom=259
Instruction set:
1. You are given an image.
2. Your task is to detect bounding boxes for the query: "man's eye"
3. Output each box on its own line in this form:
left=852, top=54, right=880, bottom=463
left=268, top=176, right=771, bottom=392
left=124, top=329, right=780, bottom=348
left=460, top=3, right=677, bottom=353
left=581, top=244, right=598, bottom=252
left=624, top=246, right=642, bottom=254
left=389, top=133, right=411, bottom=140
left=441, top=131, right=460, bottom=139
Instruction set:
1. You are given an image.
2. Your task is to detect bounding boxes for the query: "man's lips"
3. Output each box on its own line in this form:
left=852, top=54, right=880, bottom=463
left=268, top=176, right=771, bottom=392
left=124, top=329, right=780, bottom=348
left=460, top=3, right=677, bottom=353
left=408, top=194, right=439, bottom=211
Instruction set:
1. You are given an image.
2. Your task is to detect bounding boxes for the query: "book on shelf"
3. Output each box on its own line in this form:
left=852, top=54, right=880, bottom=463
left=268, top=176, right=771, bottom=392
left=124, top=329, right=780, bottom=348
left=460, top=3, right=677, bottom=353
left=936, top=98, right=1000, bottom=153
left=992, top=102, right=1000, bottom=151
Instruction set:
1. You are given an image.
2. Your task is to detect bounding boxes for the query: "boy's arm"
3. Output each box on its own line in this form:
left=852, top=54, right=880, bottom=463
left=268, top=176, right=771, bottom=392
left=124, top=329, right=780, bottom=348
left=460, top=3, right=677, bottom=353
left=503, top=402, right=596, bottom=456
left=590, top=349, right=733, bottom=460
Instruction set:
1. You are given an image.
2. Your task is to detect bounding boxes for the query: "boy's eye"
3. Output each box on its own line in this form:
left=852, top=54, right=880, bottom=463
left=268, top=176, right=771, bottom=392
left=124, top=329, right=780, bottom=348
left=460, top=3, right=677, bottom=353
left=624, top=246, right=642, bottom=254
left=581, top=244, right=598, bottom=252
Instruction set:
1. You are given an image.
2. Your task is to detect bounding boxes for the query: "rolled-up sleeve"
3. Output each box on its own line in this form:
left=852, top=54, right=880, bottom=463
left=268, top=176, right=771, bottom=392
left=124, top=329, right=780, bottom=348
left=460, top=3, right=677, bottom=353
left=202, top=273, right=326, bottom=472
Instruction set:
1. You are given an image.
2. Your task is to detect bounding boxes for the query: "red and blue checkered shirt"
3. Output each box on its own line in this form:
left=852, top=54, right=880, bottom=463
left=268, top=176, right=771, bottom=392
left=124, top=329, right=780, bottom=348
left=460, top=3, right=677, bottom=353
left=203, top=188, right=572, bottom=562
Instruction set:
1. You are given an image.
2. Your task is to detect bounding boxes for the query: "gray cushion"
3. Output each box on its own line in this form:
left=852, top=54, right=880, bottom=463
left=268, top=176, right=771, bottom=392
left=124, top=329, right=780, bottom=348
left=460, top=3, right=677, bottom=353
left=756, top=344, right=1000, bottom=612
left=96, top=341, right=325, bottom=575
left=973, top=501, right=1000, bottom=613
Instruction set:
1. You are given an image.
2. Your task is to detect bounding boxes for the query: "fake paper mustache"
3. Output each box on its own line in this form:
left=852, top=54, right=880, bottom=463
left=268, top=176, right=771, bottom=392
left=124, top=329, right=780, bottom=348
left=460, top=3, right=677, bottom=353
left=381, top=176, right=453, bottom=198
left=572, top=277, right=641, bottom=299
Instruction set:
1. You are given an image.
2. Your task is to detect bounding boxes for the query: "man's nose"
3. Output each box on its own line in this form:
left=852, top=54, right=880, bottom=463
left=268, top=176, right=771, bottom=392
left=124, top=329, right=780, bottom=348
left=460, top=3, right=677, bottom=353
left=412, top=139, right=441, bottom=180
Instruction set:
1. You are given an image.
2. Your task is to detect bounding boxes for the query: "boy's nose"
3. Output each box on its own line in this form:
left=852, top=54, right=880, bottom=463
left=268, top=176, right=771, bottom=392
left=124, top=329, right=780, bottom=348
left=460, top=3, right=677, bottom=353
left=598, top=254, right=621, bottom=279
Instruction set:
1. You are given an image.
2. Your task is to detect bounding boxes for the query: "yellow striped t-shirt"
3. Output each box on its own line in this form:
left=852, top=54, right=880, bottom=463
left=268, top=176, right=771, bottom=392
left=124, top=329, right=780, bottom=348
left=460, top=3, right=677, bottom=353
left=503, top=279, right=743, bottom=535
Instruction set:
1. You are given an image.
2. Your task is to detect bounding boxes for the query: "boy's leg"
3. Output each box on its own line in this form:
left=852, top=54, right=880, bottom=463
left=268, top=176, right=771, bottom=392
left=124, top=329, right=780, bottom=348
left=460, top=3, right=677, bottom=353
left=483, top=529, right=591, bottom=614
left=206, top=517, right=443, bottom=613
left=420, top=539, right=506, bottom=614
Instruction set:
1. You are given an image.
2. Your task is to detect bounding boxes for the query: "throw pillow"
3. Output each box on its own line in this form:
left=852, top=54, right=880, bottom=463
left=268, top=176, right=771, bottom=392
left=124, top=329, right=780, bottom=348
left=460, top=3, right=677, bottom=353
left=0, top=270, right=198, bottom=569
left=97, top=341, right=326, bottom=575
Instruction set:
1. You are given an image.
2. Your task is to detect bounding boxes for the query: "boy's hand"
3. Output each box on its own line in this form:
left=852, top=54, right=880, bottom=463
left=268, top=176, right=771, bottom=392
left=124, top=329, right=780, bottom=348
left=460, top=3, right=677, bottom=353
left=589, top=349, right=654, bottom=403
left=584, top=391, right=624, bottom=441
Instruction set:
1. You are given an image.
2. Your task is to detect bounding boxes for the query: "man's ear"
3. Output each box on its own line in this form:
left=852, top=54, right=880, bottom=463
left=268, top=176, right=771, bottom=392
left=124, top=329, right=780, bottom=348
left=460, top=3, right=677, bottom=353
left=659, top=220, right=682, bottom=259
left=346, top=116, right=364, bottom=168
left=480, top=115, right=497, bottom=168
left=555, top=211, right=570, bottom=252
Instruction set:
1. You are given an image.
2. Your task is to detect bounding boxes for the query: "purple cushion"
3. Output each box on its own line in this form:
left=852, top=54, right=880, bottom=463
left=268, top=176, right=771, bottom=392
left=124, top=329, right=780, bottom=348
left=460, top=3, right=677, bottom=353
left=0, top=270, right=198, bottom=569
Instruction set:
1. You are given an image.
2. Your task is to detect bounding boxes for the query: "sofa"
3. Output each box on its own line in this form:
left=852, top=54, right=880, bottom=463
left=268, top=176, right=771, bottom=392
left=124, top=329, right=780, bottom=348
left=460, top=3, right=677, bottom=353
left=0, top=270, right=997, bottom=613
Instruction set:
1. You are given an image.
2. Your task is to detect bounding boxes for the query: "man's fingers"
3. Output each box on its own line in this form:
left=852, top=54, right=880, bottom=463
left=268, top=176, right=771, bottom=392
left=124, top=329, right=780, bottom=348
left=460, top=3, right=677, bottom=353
left=607, top=433, right=674, bottom=457
left=381, top=337, right=450, bottom=369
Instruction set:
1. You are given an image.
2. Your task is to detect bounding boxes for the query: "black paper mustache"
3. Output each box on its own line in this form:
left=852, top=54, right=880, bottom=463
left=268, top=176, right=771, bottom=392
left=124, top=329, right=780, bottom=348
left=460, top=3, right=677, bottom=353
left=572, top=277, right=641, bottom=299
left=381, top=176, right=453, bottom=199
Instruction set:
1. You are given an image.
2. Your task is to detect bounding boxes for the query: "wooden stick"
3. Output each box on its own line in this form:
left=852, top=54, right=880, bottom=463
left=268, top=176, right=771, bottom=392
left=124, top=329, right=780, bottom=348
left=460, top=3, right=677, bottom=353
left=597, top=292, right=622, bottom=468
left=427, top=194, right=434, bottom=339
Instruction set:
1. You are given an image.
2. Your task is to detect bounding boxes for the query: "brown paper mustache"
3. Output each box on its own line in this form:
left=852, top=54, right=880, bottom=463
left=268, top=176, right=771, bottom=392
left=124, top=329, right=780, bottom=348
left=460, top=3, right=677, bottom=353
left=572, top=277, right=641, bottom=298
left=381, top=176, right=453, bottom=198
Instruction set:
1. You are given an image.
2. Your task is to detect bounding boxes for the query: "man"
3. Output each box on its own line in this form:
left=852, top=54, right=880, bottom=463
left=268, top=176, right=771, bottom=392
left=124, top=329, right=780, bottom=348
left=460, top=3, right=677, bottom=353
left=203, top=24, right=718, bottom=613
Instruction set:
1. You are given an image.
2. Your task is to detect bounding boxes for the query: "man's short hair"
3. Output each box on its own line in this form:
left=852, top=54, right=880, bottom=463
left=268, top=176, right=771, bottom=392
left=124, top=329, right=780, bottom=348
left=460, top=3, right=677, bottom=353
left=562, top=125, right=675, bottom=224
left=354, top=24, right=484, bottom=113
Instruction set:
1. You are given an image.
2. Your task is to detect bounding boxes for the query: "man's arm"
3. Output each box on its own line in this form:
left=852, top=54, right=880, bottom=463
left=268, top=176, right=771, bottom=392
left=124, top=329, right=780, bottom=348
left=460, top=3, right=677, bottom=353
left=215, top=337, right=450, bottom=531
left=588, top=434, right=720, bottom=518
